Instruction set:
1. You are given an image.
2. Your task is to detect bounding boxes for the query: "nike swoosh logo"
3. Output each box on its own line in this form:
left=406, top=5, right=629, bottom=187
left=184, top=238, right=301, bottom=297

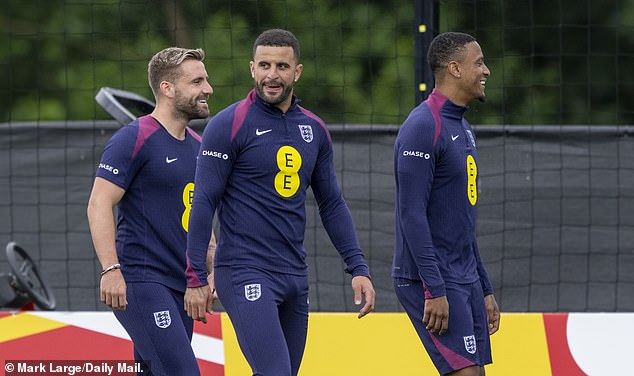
left=451, top=134, right=459, bottom=141
left=166, top=157, right=178, bottom=163
left=256, top=129, right=272, bottom=136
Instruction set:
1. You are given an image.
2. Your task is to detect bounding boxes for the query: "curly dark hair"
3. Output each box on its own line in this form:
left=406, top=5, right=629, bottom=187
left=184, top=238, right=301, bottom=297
left=427, top=32, right=476, bottom=75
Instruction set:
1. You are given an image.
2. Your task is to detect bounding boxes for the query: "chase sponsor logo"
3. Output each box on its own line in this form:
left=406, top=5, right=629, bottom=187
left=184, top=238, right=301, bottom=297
left=402, top=150, right=430, bottom=159
left=201, top=150, right=229, bottom=160
left=98, top=163, right=119, bottom=175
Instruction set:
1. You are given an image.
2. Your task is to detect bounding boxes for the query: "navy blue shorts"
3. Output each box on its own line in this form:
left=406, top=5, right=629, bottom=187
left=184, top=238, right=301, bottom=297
left=215, top=266, right=309, bottom=376
left=394, top=278, right=492, bottom=375
left=113, top=282, right=199, bottom=376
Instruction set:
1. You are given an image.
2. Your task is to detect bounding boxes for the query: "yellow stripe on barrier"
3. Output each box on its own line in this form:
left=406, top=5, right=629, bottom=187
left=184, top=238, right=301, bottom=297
left=0, top=313, right=68, bottom=343
left=222, top=312, right=437, bottom=375
left=223, top=312, right=555, bottom=376
left=488, top=313, right=552, bottom=375
left=301, top=312, right=436, bottom=375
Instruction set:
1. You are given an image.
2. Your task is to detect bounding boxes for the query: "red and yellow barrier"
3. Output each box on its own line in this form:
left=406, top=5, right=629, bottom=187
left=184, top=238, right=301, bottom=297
left=2, top=311, right=630, bottom=375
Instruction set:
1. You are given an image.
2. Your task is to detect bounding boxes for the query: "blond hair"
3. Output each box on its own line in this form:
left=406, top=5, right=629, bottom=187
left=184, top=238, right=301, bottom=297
left=148, top=47, right=205, bottom=98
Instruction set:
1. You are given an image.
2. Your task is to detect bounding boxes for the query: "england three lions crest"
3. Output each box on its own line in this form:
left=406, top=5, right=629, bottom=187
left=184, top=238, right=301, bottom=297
left=463, top=335, right=477, bottom=354
left=298, top=125, right=313, bottom=143
left=153, top=310, right=171, bottom=328
left=245, top=283, right=261, bottom=301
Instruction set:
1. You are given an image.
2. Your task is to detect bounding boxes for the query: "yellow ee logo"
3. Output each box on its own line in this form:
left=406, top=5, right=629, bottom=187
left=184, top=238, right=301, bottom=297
left=275, top=146, right=302, bottom=197
left=181, top=182, right=194, bottom=231
left=466, top=155, right=477, bottom=206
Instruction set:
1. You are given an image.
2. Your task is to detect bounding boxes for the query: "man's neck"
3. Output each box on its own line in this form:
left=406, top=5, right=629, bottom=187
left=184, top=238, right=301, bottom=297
left=434, top=85, right=468, bottom=107
left=150, top=108, right=188, bottom=140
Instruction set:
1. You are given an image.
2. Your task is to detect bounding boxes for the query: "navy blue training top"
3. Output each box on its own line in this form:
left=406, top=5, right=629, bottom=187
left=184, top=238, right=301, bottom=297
left=392, top=89, right=493, bottom=298
left=186, top=90, right=369, bottom=287
left=96, top=115, right=201, bottom=293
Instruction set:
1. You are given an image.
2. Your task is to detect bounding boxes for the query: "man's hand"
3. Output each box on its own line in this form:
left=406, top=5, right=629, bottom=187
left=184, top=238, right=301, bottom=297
left=484, top=294, right=500, bottom=335
left=206, top=273, right=218, bottom=313
left=423, top=296, right=449, bottom=335
left=100, top=270, right=127, bottom=311
left=185, top=286, right=212, bottom=324
left=351, top=276, right=375, bottom=319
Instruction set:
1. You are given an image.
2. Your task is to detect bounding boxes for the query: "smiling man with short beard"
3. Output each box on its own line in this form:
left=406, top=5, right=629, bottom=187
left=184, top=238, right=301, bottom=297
left=184, top=29, right=376, bottom=376
left=87, top=47, right=214, bottom=376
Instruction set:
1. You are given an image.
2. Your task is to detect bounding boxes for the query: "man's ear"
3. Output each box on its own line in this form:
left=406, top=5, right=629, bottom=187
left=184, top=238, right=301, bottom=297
left=293, top=63, right=303, bottom=82
left=447, top=61, right=461, bottom=79
left=159, top=80, right=174, bottom=98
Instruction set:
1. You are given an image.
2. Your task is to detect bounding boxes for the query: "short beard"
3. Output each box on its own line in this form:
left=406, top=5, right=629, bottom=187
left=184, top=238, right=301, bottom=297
left=256, top=81, right=293, bottom=106
left=477, top=95, right=487, bottom=103
left=174, top=94, right=209, bottom=120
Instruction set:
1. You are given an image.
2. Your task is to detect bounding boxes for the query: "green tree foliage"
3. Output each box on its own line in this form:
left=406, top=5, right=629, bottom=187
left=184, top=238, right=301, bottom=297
left=440, top=0, right=634, bottom=125
left=1, top=0, right=633, bottom=125
left=0, top=0, right=414, bottom=124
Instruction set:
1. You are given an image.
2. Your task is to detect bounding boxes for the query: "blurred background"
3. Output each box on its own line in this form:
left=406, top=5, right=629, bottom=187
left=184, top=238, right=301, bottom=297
left=1, top=0, right=633, bottom=312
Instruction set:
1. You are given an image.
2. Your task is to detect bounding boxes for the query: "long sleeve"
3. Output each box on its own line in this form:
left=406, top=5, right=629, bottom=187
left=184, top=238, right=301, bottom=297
left=311, top=127, right=369, bottom=277
left=394, top=115, right=446, bottom=297
left=186, top=115, right=234, bottom=287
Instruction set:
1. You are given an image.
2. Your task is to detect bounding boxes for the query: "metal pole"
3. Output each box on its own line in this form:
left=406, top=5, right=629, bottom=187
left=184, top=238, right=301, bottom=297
left=415, top=0, right=439, bottom=104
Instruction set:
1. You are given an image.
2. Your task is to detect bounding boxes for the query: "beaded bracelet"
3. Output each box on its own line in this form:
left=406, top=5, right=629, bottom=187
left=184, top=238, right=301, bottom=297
left=101, top=263, right=121, bottom=276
